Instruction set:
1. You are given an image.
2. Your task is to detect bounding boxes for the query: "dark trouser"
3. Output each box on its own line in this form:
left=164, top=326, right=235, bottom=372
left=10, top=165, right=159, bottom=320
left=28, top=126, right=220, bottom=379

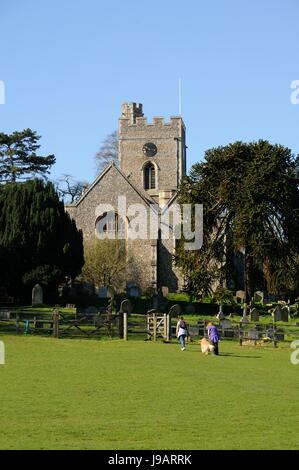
left=211, top=340, right=219, bottom=355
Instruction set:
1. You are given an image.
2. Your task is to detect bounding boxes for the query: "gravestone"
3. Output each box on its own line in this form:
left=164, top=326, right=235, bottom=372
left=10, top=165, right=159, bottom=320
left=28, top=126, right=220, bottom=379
left=220, top=319, right=234, bottom=338
left=98, top=287, right=108, bottom=298
left=241, top=305, right=249, bottom=323
left=127, top=284, right=140, bottom=298
left=236, top=290, right=246, bottom=302
left=220, top=319, right=232, bottom=329
left=119, top=299, right=132, bottom=314
left=216, top=311, right=225, bottom=321
left=254, top=291, right=264, bottom=304
left=248, top=329, right=259, bottom=340
left=241, top=303, right=248, bottom=322
left=0, top=310, right=10, bottom=320
left=32, top=284, right=43, bottom=306
left=161, top=286, right=169, bottom=298
left=281, top=306, right=289, bottom=322
left=216, top=304, right=225, bottom=321
left=273, top=305, right=282, bottom=322
left=250, top=308, right=259, bottom=322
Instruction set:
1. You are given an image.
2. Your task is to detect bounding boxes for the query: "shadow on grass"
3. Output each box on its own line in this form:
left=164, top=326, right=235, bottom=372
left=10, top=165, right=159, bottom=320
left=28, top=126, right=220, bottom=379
left=218, top=352, right=262, bottom=359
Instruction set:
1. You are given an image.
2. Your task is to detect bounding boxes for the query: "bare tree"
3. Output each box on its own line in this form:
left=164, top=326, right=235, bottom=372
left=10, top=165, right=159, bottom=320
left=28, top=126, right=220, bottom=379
left=80, top=238, right=130, bottom=287
left=95, top=130, right=119, bottom=174
left=56, top=174, right=89, bottom=204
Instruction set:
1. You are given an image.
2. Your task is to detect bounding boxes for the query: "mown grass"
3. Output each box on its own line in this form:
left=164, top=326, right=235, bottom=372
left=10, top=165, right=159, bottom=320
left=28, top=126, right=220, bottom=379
left=0, top=335, right=298, bottom=450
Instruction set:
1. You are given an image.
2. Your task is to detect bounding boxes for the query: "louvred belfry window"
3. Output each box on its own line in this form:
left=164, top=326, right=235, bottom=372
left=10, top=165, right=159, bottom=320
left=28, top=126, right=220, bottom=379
left=144, top=163, right=156, bottom=189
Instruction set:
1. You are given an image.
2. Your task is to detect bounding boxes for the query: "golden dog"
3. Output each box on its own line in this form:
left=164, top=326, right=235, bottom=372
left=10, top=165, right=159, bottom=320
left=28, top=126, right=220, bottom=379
left=200, top=337, right=215, bottom=355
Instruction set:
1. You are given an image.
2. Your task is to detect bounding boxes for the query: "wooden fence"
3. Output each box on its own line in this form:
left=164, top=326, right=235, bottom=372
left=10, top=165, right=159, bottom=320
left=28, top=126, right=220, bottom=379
left=1, top=309, right=299, bottom=345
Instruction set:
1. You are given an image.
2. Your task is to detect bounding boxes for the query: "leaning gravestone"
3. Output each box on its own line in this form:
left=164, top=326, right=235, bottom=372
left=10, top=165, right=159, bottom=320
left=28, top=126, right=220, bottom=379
left=32, top=284, right=43, bottom=306
left=273, top=305, right=283, bottom=322
left=250, top=308, right=260, bottom=322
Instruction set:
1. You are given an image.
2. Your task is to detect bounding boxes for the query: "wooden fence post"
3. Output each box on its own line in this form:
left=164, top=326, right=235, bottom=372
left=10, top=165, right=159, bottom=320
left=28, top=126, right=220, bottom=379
left=163, top=313, right=167, bottom=340
left=123, top=312, right=128, bottom=341
left=147, top=314, right=151, bottom=341
left=239, top=323, right=242, bottom=346
left=166, top=314, right=170, bottom=341
left=153, top=314, right=157, bottom=342
left=53, top=310, right=59, bottom=338
left=273, top=324, right=277, bottom=348
left=118, top=313, right=123, bottom=339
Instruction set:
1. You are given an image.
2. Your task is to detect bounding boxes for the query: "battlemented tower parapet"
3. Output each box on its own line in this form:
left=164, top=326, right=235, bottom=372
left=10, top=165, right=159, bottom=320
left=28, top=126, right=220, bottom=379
left=121, top=102, right=144, bottom=124
left=119, top=103, right=186, bottom=198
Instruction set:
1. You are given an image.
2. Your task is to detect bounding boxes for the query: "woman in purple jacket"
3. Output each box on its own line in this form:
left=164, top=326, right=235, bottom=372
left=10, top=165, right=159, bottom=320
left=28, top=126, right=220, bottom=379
left=207, top=322, right=220, bottom=355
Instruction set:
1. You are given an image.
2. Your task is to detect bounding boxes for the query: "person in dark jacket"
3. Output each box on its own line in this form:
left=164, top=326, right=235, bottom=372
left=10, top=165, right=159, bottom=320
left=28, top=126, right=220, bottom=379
left=207, top=322, right=220, bottom=355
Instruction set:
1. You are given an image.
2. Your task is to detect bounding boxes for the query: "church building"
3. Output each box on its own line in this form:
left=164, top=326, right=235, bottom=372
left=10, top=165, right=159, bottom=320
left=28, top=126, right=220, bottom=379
left=66, top=103, right=187, bottom=293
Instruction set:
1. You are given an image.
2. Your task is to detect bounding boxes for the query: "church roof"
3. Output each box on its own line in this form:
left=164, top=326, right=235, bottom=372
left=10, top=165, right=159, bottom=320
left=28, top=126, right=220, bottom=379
left=66, top=162, right=159, bottom=210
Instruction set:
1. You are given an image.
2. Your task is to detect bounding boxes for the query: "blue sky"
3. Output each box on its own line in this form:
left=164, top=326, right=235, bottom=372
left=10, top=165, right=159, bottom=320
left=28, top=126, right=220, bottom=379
left=0, top=0, right=298, bottom=183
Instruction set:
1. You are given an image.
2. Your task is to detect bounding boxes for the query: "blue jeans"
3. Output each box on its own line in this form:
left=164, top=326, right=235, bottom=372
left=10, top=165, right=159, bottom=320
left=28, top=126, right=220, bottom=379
left=179, top=335, right=186, bottom=348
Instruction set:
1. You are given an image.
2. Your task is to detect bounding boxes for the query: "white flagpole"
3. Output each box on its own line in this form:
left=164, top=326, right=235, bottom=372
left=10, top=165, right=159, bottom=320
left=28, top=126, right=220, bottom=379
left=179, top=77, right=182, bottom=116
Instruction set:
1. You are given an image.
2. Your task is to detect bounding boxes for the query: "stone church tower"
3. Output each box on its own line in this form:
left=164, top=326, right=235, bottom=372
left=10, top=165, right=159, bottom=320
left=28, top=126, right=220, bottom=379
left=119, top=103, right=186, bottom=206
left=66, top=103, right=187, bottom=293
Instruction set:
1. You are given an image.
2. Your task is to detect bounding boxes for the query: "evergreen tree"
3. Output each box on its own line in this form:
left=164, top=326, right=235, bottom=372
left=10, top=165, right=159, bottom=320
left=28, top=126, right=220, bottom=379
left=176, top=140, right=299, bottom=300
left=0, top=179, right=84, bottom=302
left=0, top=129, right=55, bottom=183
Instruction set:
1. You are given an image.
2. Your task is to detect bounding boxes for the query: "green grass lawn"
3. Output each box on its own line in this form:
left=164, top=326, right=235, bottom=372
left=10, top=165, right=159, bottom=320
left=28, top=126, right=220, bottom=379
left=0, top=335, right=298, bottom=450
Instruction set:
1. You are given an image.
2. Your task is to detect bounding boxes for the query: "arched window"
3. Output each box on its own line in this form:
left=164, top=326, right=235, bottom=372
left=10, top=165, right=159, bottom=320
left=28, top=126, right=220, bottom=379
left=96, top=211, right=126, bottom=239
left=144, top=162, right=156, bottom=190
